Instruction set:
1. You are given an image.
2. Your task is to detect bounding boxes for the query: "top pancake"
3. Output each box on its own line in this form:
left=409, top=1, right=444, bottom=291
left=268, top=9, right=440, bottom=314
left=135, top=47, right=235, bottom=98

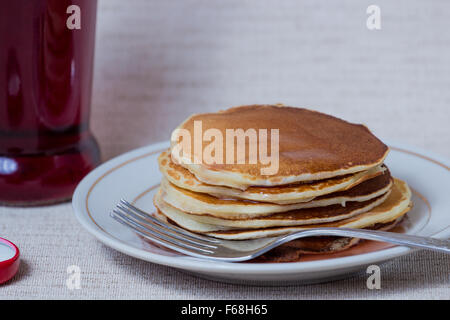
left=171, top=105, right=389, bottom=189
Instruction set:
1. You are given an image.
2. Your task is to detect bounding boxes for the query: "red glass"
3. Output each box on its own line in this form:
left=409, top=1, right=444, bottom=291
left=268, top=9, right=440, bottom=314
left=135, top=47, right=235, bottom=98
left=0, top=0, right=100, bottom=205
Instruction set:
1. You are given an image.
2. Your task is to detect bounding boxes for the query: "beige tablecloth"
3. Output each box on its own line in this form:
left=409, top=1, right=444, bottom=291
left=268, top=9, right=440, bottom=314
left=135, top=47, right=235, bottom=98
left=1, top=0, right=449, bottom=299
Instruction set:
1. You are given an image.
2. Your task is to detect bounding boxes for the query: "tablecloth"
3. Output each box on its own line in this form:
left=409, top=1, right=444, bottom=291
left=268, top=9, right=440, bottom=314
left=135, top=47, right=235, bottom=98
left=1, top=0, right=449, bottom=299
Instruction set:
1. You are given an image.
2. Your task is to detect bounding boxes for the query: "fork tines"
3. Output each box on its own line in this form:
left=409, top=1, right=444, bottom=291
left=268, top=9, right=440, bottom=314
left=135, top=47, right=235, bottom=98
left=110, top=199, right=220, bottom=256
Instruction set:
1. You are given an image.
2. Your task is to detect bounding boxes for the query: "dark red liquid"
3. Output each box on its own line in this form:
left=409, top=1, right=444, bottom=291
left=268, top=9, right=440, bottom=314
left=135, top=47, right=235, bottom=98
left=0, top=0, right=100, bottom=205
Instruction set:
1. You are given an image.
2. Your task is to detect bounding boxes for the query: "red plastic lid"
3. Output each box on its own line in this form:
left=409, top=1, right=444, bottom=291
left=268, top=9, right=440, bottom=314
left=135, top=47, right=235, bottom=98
left=0, top=237, right=20, bottom=284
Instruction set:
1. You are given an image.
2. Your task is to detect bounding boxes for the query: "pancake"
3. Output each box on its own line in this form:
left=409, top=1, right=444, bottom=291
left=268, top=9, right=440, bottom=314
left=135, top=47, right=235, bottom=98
left=160, top=169, right=393, bottom=219
left=154, top=178, right=411, bottom=239
left=171, top=105, right=389, bottom=189
left=155, top=189, right=391, bottom=228
left=151, top=210, right=402, bottom=262
left=252, top=218, right=402, bottom=263
left=206, top=178, right=411, bottom=239
left=159, top=150, right=386, bottom=204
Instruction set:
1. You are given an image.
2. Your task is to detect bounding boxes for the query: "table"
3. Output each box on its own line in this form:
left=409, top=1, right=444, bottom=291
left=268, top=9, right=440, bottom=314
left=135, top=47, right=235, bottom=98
left=1, top=0, right=449, bottom=299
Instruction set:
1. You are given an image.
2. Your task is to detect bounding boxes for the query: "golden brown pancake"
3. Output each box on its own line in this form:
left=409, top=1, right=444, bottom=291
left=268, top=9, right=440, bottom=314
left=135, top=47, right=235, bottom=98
left=205, top=178, right=411, bottom=239
left=155, top=190, right=391, bottom=229
left=155, top=187, right=391, bottom=228
left=159, top=150, right=387, bottom=204
left=160, top=168, right=393, bottom=219
left=171, top=105, right=389, bottom=189
left=144, top=217, right=403, bottom=263
left=153, top=178, right=411, bottom=239
left=252, top=218, right=403, bottom=263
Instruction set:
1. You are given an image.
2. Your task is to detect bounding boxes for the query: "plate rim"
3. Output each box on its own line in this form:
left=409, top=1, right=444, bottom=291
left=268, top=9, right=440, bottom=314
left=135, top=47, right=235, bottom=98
left=72, top=140, right=450, bottom=275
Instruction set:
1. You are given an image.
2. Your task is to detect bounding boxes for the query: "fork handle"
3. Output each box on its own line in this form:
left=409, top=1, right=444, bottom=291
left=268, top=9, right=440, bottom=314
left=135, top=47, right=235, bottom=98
left=280, top=227, right=450, bottom=254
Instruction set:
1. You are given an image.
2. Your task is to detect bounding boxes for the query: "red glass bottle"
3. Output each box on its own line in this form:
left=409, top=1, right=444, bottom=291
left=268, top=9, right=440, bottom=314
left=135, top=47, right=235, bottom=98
left=0, top=0, right=100, bottom=205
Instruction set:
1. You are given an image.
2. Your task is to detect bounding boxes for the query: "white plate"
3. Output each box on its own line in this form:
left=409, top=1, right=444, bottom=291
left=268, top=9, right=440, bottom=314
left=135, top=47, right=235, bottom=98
left=72, top=141, right=450, bottom=285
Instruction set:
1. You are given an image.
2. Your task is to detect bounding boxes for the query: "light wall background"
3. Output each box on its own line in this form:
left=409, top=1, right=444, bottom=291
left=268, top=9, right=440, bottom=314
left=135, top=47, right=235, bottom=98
left=2, top=0, right=449, bottom=299
left=91, top=0, right=450, bottom=161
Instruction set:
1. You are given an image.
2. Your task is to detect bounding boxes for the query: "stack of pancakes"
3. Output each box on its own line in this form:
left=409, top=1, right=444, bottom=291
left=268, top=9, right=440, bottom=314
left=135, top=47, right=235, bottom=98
left=154, top=105, right=412, bottom=262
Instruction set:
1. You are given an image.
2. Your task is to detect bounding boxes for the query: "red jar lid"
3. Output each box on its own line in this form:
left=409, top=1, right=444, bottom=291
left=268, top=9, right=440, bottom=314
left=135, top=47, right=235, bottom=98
left=0, top=237, right=20, bottom=284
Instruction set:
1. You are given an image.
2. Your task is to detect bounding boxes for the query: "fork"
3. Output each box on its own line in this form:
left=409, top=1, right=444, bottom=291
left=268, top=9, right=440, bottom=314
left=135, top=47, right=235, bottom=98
left=110, top=200, right=450, bottom=261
